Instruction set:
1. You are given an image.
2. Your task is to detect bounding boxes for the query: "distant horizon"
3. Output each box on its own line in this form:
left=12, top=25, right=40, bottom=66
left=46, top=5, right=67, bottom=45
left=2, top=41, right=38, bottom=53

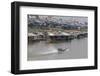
left=28, top=14, right=88, bottom=18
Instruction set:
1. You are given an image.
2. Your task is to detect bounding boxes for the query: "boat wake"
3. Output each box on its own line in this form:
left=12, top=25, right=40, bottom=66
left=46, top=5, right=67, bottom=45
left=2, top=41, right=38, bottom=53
left=38, top=50, right=58, bottom=55
left=32, top=48, right=69, bottom=57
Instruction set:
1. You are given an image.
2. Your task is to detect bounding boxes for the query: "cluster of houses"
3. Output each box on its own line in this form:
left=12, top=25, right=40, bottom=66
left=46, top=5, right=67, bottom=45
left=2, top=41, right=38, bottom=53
left=28, top=31, right=87, bottom=42
left=47, top=32, right=74, bottom=41
left=28, top=32, right=45, bottom=41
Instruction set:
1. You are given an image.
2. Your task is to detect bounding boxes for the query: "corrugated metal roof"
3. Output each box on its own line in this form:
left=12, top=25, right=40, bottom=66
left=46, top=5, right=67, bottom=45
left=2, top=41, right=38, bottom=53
left=48, top=32, right=71, bottom=36
left=61, top=32, right=71, bottom=36
left=28, top=33, right=37, bottom=36
left=48, top=32, right=55, bottom=36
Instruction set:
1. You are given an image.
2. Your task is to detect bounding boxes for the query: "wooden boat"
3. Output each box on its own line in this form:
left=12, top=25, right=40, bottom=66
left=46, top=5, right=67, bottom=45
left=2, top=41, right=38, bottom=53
left=57, top=48, right=69, bottom=54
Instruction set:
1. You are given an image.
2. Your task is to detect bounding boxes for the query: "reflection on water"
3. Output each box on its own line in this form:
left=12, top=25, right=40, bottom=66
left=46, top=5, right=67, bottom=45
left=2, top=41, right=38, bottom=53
left=28, top=38, right=88, bottom=61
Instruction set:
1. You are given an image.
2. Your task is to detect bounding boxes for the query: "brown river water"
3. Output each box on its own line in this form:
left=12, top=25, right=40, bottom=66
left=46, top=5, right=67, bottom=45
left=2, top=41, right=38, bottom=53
left=28, top=38, right=88, bottom=61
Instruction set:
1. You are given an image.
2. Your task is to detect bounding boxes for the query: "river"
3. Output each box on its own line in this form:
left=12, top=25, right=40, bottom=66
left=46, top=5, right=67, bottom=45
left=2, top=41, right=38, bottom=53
left=28, top=38, right=88, bottom=61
